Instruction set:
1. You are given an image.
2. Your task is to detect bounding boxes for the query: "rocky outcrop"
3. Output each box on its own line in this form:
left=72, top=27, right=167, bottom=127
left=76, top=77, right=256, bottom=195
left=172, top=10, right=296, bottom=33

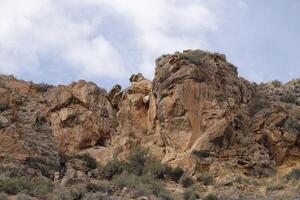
left=0, top=76, right=59, bottom=178
left=46, top=80, right=114, bottom=155
left=0, top=49, right=299, bottom=179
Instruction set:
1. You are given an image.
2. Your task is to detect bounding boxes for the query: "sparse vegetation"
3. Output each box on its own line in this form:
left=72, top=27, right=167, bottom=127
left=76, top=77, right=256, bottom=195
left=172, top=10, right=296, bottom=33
left=75, top=154, right=98, bottom=169
left=204, top=193, right=218, bottom=200
left=271, top=80, right=282, bottom=88
left=16, top=193, right=31, bottom=200
left=0, top=177, right=53, bottom=198
left=180, top=175, right=195, bottom=188
left=113, top=173, right=173, bottom=199
left=284, top=116, right=300, bottom=134
left=178, top=49, right=208, bottom=66
left=280, top=93, right=297, bottom=104
left=36, top=83, right=52, bottom=93
left=183, top=189, right=199, bottom=200
left=167, top=166, right=184, bottom=182
left=192, top=150, right=210, bottom=159
left=197, top=172, right=214, bottom=186
left=284, top=168, right=300, bottom=182
left=102, top=159, right=128, bottom=180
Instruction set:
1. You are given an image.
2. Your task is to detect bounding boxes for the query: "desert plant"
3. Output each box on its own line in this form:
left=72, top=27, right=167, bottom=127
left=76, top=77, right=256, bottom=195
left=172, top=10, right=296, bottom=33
left=0, top=176, right=53, bottom=198
left=271, top=80, right=282, bottom=88
left=192, top=150, right=210, bottom=159
left=82, top=192, right=108, bottom=200
left=113, top=173, right=172, bottom=199
left=183, top=189, right=199, bottom=200
left=197, top=172, right=214, bottom=186
left=143, top=159, right=167, bottom=179
left=86, top=181, right=112, bottom=194
left=36, top=83, right=52, bottom=93
left=166, top=166, right=184, bottom=182
left=280, top=93, right=297, bottom=104
left=180, top=176, right=195, bottom=188
left=102, top=159, right=128, bottom=180
left=127, top=148, right=151, bottom=176
left=75, top=154, right=98, bottom=169
left=47, top=186, right=86, bottom=200
left=204, top=193, right=218, bottom=200
left=284, top=117, right=300, bottom=134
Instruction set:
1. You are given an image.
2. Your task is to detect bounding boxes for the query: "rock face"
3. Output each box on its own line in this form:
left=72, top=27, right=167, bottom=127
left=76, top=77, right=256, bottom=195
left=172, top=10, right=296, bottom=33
left=46, top=80, right=114, bottom=155
left=0, top=49, right=299, bottom=179
left=0, top=76, right=59, bottom=178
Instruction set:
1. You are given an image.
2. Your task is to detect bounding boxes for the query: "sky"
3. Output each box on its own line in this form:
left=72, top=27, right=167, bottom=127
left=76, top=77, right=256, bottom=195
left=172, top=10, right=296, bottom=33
left=0, top=0, right=299, bottom=90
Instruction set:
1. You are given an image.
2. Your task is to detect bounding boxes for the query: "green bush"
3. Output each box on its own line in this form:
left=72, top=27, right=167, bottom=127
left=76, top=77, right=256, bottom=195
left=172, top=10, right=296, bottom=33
left=192, top=150, right=210, bottom=159
left=0, top=192, right=8, bottom=200
left=102, top=159, right=128, bottom=180
left=0, top=177, right=28, bottom=195
left=127, top=148, right=151, bottom=176
left=204, top=193, right=218, bottom=200
left=166, top=166, right=184, bottom=182
left=75, top=154, right=98, bottom=169
left=284, top=168, right=300, bottom=182
left=180, top=176, right=195, bottom=188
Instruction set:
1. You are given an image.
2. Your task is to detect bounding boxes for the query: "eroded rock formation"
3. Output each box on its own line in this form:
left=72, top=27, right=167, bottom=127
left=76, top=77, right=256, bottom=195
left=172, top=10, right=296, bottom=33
left=0, top=50, right=299, bottom=179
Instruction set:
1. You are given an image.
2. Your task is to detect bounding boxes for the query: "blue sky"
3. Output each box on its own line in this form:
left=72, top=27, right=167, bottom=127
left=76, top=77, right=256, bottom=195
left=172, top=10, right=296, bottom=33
left=0, top=0, right=299, bottom=90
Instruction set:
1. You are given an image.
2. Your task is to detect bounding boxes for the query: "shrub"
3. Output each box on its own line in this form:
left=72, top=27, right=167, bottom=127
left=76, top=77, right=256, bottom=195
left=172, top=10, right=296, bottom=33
left=180, top=176, right=195, bottom=188
left=178, top=50, right=207, bottom=66
left=271, top=80, right=282, bottom=88
left=86, top=181, right=112, bottom=194
left=47, top=186, right=86, bottom=200
left=280, top=93, right=297, bottom=104
left=192, top=150, right=210, bottom=159
left=36, top=83, right=52, bottom=93
left=113, top=173, right=172, bottom=199
left=197, top=172, right=214, bottom=186
left=127, top=148, right=151, bottom=176
left=249, top=94, right=267, bottom=116
left=0, top=192, right=8, bottom=200
left=75, top=154, right=98, bottom=169
left=143, top=159, right=166, bottom=179
left=102, top=159, right=128, bottom=180
left=183, top=190, right=199, bottom=200
left=284, top=117, right=300, bottom=134
left=16, top=193, right=31, bottom=200
left=166, top=166, right=184, bottom=182
left=204, top=193, right=218, bottom=200
left=284, top=168, right=300, bottom=182
left=0, top=177, right=28, bottom=195
left=0, top=176, right=53, bottom=198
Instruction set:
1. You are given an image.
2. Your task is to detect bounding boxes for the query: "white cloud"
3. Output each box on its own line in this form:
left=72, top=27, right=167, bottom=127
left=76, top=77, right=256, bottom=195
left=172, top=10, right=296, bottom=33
left=0, top=0, right=221, bottom=84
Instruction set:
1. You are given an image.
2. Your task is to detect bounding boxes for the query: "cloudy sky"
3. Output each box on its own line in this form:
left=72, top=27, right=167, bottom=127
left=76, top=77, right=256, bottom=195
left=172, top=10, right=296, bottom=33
left=0, top=0, right=299, bottom=89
